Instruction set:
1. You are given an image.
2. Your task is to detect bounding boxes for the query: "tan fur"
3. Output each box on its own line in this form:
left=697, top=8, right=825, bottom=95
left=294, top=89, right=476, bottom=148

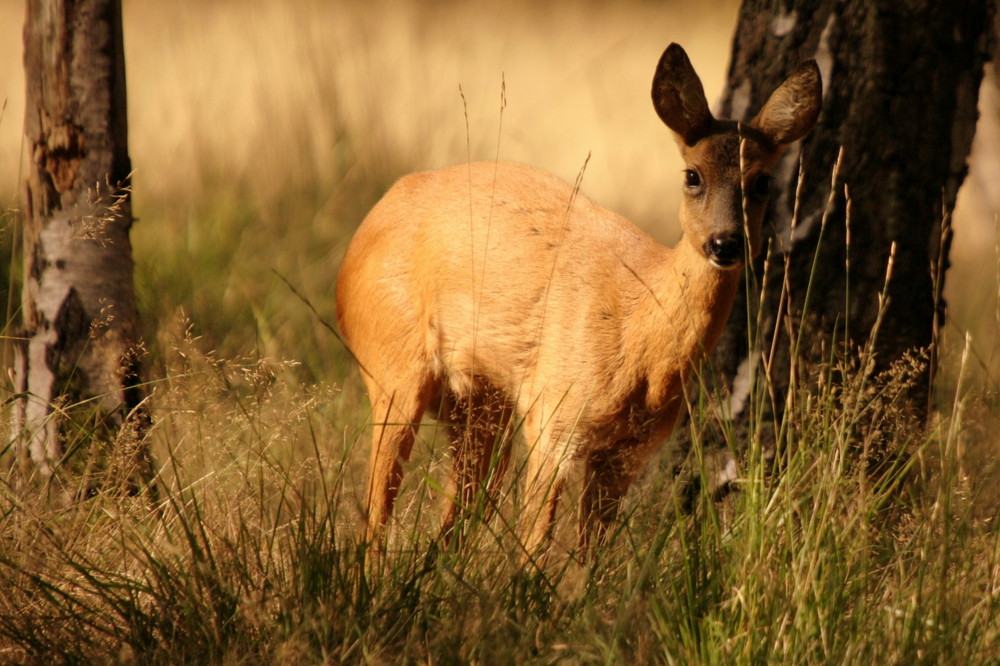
left=336, top=44, right=821, bottom=557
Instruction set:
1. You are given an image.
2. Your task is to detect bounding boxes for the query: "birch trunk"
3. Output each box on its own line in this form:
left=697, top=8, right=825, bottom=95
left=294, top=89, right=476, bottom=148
left=15, top=0, right=152, bottom=496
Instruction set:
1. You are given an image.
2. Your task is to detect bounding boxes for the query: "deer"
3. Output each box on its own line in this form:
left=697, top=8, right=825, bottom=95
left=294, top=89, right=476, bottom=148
left=336, top=43, right=821, bottom=559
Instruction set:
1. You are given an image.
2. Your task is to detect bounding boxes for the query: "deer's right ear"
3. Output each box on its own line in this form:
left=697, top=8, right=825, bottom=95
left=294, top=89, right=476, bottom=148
left=651, top=43, right=714, bottom=146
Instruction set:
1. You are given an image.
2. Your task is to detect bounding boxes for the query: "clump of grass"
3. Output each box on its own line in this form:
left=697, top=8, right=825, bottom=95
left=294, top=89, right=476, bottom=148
left=1, top=286, right=999, bottom=664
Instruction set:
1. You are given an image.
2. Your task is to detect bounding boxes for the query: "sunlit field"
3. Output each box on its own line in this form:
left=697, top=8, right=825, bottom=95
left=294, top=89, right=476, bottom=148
left=1, top=0, right=999, bottom=662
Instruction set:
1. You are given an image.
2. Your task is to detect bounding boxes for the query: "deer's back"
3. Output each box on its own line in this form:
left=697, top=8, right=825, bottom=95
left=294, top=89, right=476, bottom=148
left=336, top=161, right=667, bottom=401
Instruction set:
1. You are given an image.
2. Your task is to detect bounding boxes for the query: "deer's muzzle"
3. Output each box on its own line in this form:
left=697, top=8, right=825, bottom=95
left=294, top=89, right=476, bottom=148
left=704, top=232, right=743, bottom=268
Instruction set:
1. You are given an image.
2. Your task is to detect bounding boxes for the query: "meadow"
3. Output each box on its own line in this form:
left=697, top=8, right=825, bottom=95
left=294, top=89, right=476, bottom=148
left=1, top=0, right=999, bottom=663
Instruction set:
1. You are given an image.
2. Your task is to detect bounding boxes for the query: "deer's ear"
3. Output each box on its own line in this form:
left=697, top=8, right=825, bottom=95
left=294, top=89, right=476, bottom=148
left=652, top=43, right=714, bottom=146
left=751, top=60, right=822, bottom=146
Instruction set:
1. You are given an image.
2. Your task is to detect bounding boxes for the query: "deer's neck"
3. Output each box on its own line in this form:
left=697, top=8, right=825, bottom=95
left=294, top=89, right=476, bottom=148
left=626, top=234, right=742, bottom=410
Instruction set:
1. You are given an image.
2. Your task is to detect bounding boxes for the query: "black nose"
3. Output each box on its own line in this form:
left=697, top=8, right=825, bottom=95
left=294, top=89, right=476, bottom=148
left=704, top=233, right=743, bottom=267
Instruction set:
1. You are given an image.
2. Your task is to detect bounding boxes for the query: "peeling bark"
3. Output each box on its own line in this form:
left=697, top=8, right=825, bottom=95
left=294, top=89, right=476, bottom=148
left=15, top=0, right=152, bottom=495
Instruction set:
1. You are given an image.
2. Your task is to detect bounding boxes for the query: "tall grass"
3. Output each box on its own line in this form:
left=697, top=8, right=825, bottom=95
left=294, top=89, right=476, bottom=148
left=1, top=0, right=999, bottom=663
left=1, top=291, right=998, bottom=663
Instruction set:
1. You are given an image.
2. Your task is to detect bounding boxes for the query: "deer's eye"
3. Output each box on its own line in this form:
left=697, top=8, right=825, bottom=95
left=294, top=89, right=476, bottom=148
left=749, top=173, right=771, bottom=199
left=684, top=169, right=701, bottom=189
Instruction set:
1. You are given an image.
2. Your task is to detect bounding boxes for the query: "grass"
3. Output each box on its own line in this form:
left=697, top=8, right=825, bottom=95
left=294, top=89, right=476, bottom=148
left=1, top=0, right=1000, bottom=663
left=1, top=315, right=998, bottom=663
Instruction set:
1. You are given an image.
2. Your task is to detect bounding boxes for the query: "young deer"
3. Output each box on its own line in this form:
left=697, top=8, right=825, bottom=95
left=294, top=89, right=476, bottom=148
left=336, top=44, right=821, bottom=556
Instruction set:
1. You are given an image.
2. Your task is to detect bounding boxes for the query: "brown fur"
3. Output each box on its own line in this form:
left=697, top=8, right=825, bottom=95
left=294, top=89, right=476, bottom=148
left=336, top=43, right=821, bottom=556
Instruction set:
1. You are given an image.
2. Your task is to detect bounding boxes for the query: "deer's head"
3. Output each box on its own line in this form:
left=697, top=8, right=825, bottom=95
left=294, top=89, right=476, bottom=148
left=652, top=44, right=822, bottom=269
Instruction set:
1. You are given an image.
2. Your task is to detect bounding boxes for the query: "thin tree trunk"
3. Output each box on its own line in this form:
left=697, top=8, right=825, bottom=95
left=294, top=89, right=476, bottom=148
left=15, top=0, right=152, bottom=497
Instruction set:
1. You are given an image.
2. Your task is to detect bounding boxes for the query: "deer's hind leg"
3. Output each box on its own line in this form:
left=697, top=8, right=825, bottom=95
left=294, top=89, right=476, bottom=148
left=363, top=370, right=436, bottom=548
left=438, top=384, right=515, bottom=545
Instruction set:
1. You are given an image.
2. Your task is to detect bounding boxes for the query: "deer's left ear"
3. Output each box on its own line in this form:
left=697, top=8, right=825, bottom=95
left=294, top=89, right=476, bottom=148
left=751, top=60, right=822, bottom=146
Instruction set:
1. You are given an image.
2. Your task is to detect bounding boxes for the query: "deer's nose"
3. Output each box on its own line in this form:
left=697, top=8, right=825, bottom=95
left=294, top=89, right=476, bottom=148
left=704, top=233, right=743, bottom=268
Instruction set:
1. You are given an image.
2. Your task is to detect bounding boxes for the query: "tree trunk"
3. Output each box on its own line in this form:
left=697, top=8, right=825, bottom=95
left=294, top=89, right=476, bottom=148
left=683, top=0, right=994, bottom=493
left=14, top=0, right=152, bottom=497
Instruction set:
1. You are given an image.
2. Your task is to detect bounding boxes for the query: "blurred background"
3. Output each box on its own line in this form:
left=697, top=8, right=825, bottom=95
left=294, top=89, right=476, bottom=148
left=0, top=0, right=996, bottom=387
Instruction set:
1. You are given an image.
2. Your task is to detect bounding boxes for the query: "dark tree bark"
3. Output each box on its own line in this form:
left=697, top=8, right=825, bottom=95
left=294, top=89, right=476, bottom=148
left=682, top=0, right=994, bottom=491
left=13, top=0, right=152, bottom=496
